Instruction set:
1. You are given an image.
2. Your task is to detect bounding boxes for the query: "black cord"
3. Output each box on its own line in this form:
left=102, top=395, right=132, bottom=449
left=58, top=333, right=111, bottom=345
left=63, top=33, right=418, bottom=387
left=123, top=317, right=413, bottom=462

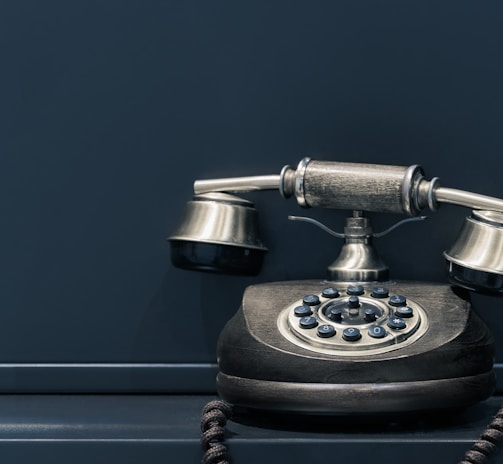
left=459, top=404, right=503, bottom=464
left=201, top=400, right=233, bottom=464
left=201, top=399, right=503, bottom=464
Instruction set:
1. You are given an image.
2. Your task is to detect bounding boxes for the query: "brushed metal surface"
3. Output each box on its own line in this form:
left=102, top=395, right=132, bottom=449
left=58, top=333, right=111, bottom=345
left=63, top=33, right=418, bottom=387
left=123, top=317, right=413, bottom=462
left=300, top=160, right=425, bottom=215
left=445, top=211, right=503, bottom=275
left=194, top=175, right=281, bottom=194
left=326, top=215, right=390, bottom=281
left=436, top=188, right=503, bottom=213
left=169, top=192, right=267, bottom=251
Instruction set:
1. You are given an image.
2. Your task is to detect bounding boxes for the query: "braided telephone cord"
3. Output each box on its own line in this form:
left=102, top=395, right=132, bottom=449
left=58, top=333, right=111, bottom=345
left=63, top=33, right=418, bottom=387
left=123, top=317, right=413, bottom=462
left=201, top=400, right=233, bottom=464
left=459, top=405, right=503, bottom=464
left=200, top=399, right=503, bottom=464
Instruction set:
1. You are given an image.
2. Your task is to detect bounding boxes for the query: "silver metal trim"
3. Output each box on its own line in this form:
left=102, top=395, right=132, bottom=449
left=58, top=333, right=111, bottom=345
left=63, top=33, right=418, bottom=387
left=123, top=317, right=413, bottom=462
left=287, top=215, right=346, bottom=239
left=279, top=164, right=292, bottom=198
left=444, top=211, right=503, bottom=275
left=427, top=177, right=441, bottom=211
left=169, top=193, right=268, bottom=251
left=372, top=216, right=428, bottom=238
left=435, top=187, right=503, bottom=213
left=294, top=157, right=311, bottom=207
left=193, top=174, right=280, bottom=195
left=401, top=164, right=424, bottom=215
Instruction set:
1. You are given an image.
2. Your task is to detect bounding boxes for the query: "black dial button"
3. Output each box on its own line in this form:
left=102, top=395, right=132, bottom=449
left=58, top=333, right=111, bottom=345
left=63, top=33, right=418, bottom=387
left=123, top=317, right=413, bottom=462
left=322, top=287, right=340, bottom=298
left=347, top=285, right=364, bottom=296
left=364, top=308, right=378, bottom=322
left=348, top=296, right=360, bottom=309
left=317, top=324, right=336, bottom=338
left=299, top=316, right=318, bottom=329
left=294, top=305, right=312, bottom=317
left=303, top=295, right=320, bottom=306
left=368, top=325, right=387, bottom=339
left=342, top=327, right=361, bottom=341
left=387, top=317, right=406, bottom=330
left=371, top=287, right=389, bottom=298
left=327, top=306, right=343, bottom=322
left=395, top=306, right=413, bottom=318
left=389, top=295, right=407, bottom=307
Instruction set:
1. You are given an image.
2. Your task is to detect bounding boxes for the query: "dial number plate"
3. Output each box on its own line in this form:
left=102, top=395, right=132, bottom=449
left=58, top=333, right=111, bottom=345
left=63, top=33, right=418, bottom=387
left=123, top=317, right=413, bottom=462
left=277, top=286, right=428, bottom=356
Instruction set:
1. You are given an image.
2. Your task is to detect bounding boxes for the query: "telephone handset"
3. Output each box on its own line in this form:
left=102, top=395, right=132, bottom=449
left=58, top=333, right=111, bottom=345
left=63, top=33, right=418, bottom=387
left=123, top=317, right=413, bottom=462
left=170, top=158, right=503, bottom=416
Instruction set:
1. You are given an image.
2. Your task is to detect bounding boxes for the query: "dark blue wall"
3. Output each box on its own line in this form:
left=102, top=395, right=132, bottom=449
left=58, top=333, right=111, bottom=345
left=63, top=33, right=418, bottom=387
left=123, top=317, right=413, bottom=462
left=0, top=1, right=502, bottom=389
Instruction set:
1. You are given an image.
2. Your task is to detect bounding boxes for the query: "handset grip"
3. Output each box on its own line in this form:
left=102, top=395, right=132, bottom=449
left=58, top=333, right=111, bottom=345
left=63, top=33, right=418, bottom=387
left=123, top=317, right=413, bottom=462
left=281, top=158, right=426, bottom=215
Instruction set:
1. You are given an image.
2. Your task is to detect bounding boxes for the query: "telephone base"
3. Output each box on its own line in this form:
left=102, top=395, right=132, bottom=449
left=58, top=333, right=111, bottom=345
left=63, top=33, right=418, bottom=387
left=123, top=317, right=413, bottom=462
left=217, top=371, right=495, bottom=415
left=217, top=280, right=495, bottom=415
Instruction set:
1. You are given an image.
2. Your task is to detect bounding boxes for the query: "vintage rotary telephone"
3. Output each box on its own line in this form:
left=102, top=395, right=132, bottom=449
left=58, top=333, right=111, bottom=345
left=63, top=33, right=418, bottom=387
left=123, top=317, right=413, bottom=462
left=170, top=158, right=503, bottom=419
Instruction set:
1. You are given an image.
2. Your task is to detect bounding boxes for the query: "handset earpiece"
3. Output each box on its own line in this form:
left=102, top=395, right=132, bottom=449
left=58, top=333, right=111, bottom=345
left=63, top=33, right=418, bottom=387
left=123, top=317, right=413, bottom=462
left=169, top=192, right=267, bottom=276
left=445, top=210, right=503, bottom=293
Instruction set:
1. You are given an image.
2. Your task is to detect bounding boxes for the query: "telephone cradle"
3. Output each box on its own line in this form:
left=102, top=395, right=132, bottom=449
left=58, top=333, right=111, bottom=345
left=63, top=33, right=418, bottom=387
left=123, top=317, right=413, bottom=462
left=216, top=280, right=495, bottom=416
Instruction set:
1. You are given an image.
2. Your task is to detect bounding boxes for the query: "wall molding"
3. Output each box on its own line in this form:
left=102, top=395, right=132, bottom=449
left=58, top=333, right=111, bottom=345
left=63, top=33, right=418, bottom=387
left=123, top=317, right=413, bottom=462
left=0, top=363, right=501, bottom=394
left=0, top=363, right=219, bottom=393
